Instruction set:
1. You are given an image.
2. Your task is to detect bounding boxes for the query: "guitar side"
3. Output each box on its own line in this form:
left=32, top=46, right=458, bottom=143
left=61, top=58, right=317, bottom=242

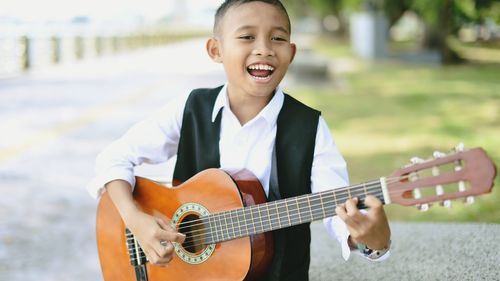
left=96, top=169, right=272, bottom=281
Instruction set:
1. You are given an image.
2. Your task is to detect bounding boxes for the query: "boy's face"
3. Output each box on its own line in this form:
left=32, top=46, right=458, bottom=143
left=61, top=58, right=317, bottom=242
left=207, top=1, right=296, bottom=99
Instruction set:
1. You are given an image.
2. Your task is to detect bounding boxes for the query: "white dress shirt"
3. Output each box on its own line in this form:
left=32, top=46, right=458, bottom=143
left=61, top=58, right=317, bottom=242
left=86, top=84, right=389, bottom=261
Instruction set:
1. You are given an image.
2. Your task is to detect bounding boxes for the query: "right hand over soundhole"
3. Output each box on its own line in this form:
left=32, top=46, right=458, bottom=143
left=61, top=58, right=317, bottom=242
left=126, top=211, right=186, bottom=267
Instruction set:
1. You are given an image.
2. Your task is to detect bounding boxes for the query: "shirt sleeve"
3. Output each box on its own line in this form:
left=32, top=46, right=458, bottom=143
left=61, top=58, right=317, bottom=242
left=85, top=94, right=188, bottom=199
left=311, top=117, right=390, bottom=261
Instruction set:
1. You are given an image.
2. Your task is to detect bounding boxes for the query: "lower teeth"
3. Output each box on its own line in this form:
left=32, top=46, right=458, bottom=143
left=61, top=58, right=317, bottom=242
left=252, top=75, right=270, bottom=80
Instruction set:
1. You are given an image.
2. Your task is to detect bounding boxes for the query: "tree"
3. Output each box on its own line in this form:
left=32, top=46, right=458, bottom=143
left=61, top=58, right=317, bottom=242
left=284, top=0, right=500, bottom=64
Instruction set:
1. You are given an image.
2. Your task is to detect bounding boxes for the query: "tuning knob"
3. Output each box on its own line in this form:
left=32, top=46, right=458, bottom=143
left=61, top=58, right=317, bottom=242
left=454, top=143, right=465, bottom=152
left=464, top=196, right=475, bottom=205
left=443, top=200, right=452, bottom=208
left=417, top=203, right=431, bottom=211
left=433, top=151, right=446, bottom=158
left=410, top=157, right=425, bottom=164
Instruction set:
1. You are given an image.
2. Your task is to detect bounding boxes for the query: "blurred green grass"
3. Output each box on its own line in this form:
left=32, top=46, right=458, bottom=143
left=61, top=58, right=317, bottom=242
left=289, top=38, right=500, bottom=223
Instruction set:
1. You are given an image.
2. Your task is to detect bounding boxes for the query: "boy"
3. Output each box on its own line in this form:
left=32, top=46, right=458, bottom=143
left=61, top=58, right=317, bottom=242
left=87, top=0, right=391, bottom=280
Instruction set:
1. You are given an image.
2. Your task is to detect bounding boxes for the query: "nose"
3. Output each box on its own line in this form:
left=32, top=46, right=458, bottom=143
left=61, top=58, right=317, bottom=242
left=252, top=39, right=275, bottom=57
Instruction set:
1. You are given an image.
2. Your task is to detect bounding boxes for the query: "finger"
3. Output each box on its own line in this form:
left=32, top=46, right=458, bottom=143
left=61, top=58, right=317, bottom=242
left=364, top=195, right=383, bottom=209
left=156, top=217, right=186, bottom=244
left=335, top=204, right=348, bottom=221
left=156, top=217, right=174, bottom=231
left=345, top=198, right=360, bottom=216
left=146, top=247, right=170, bottom=267
left=151, top=241, right=175, bottom=266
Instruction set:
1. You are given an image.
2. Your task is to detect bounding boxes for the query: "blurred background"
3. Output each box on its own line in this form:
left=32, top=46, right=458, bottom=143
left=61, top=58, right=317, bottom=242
left=0, top=0, right=499, bottom=280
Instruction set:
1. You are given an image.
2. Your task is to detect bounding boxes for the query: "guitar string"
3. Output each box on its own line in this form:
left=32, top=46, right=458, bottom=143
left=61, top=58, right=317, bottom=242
left=170, top=190, right=387, bottom=249
left=128, top=172, right=459, bottom=254
left=130, top=172, right=449, bottom=252
left=127, top=177, right=405, bottom=252
left=128, top=188, right=387, bottom=253
left=127, top=191, right=388, bottom=260
left=168, top=170, right=457, bottom=249
left=176, top=175, right=411, bottom=232
left=177, top=180, right=382, bottom=234
left=175, top=169, right=458, bottom=232
left=173, top=175, right=407, bottom=231
left=129, top=180, right=382, bottom=242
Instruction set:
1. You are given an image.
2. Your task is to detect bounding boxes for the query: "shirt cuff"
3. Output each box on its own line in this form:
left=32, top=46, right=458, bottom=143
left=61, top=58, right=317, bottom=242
left=323, top=216, right=352, bottom=261
left=86, top=168, right=136, bottom=199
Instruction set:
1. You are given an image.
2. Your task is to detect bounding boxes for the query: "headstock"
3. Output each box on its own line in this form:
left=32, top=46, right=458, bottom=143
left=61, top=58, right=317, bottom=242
left=386, top=146, right=497, bottom=209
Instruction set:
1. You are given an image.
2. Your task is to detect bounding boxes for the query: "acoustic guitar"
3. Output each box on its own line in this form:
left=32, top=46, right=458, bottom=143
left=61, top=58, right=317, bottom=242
left=96, top=146, right=496, bottom=281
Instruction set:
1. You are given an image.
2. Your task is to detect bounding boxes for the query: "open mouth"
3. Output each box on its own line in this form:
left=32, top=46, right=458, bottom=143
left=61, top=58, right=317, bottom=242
left=247, top=64, right=275, bottom=80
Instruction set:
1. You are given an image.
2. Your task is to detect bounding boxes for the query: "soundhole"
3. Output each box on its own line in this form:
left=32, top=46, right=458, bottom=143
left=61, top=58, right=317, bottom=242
left=179, top=214, right=206, bottom=253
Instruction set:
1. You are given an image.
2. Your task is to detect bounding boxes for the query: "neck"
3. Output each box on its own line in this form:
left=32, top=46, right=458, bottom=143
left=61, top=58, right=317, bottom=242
left=202, top=179, right=387, bottom=244
left=226, top=86, right=274, bottom=125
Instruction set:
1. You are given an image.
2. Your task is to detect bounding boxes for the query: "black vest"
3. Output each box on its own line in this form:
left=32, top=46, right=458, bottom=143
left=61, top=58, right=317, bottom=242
left=173, top=86, right=320, bottom=281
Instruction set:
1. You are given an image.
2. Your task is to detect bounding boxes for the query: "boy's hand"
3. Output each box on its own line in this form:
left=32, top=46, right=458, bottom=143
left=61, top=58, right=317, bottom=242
left=125, top=211, right=186, bottom=267
left=335, top=195, right=391, bottom=250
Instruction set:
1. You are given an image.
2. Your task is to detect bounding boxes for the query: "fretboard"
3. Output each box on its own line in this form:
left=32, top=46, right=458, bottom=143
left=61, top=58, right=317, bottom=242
left=201, top=180, right=385, bottom=244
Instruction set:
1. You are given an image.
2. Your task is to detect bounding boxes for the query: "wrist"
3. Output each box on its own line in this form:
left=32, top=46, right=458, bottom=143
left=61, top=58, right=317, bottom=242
left=357, top=240, right=391, bottom=260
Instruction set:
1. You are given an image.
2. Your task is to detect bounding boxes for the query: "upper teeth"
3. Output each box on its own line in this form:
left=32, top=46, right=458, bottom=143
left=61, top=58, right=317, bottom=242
left=248, top=64, right=274, bottom=71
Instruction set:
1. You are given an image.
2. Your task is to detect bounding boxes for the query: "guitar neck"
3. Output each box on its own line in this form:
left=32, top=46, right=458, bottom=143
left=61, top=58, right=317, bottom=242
left=203, top=179, right=386, bottom=244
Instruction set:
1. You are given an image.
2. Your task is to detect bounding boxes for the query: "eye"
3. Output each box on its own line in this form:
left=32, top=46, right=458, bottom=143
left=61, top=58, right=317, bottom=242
left=271, top=36, right=287, bottom=42
left=238, top=35, right=255, bottom=40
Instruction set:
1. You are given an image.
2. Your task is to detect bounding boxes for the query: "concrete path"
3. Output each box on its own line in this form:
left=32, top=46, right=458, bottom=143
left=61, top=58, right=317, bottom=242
left=0, top=38, right=498, bottom=281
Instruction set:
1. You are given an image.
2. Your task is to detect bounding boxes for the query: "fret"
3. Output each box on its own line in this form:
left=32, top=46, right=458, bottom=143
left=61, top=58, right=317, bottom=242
left=323, top=190, right=338, bottom=218
left=309, top=194, right=324, bottom=221
left=259, top=204, right=271, bottom=232
left=234, top=209, right=242, bottom=238
left=213, top=214, right=220, bottom=242
left=285, top=198, right=299, bottom=225
left=277, top=201, right=289, bottom=228
left=218, top=213, right=226, bottom=242
left=222, top=212, right=229, bottom=241
left=228, top=210, right=236, bottom=240
left=332, top=190, right=338, bottom=207
left=266, top=203, right=272, bottom=232
left=363, top=182, right=368, bottom=198
left=319, top=192, right=326, bottom=218
left=202, top=216, right=213, bottom=244
left=272, top=201, right=281, bottom=230
left=351, top=186, right=366, bottom=200
left=242, top=207, right=251, bottom=237
left=249, top=206, right=258, bottom=235
left=284, top=199, right=292, bottom=227
left=297, top=196, right=312, bottom=223
left=219, top=213, right=227, bottom=241
left=256, top=205, right=265, bottom=233
left=258, top=204, right=267, bottom=233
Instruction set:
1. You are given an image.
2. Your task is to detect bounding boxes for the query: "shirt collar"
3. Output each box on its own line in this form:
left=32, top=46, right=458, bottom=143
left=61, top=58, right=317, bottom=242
left=211, top=83, right=285, bottom=125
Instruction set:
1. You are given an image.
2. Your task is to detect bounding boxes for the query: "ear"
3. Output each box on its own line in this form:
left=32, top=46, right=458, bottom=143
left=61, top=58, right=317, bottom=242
left=289, top=42, right=297, bottom=64
left=206, top=37, right=223, bottom=63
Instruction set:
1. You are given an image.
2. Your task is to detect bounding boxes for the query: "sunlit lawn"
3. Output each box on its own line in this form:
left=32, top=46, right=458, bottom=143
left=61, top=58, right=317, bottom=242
left=289, top=38, right=500, bottom=223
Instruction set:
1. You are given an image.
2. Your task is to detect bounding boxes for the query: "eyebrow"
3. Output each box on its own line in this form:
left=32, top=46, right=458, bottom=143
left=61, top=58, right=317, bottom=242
left=234, top=25, right=290, bottom=34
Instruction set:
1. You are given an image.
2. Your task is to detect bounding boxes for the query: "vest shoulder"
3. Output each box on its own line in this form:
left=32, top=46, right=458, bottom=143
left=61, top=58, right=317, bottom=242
left=283, top=93, right=321, bottom=116
left=189, top=85, right=224, bottom=98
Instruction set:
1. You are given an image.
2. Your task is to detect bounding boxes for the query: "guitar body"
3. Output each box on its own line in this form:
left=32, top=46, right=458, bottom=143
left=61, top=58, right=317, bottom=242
left=96, top=169, right=274, bottom=281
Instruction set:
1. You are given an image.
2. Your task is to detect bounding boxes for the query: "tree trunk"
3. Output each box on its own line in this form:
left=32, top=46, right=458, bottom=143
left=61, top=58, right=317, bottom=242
left=438, top=0, right=463, bottom=64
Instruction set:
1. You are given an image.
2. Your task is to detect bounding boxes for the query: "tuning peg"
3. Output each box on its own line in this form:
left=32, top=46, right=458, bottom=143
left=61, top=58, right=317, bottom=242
left=410, top=157, right=425, bottom=164
left=433, top=151, right=446, bottom=158
left=442, top=200, right=452, bottom=208
left=454, top=143, right=465, bottom=152
left=417, top=203, right=430, bottom=211
left=464, top=196, right=475, bottom=205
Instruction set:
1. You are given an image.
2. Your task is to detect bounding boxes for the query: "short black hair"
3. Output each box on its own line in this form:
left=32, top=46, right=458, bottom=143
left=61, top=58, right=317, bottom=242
left=213, top=0, right=291, bottom=36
